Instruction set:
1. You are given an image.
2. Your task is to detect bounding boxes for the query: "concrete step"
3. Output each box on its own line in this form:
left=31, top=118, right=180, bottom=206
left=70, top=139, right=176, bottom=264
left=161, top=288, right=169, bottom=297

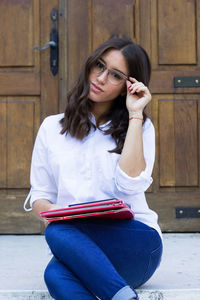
left=0, top=233, right=199, bottom=300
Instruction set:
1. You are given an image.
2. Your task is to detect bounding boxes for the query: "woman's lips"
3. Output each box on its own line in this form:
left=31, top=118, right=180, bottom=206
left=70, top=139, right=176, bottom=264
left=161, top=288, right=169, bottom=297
left=91, top=82, right=104, bottom=93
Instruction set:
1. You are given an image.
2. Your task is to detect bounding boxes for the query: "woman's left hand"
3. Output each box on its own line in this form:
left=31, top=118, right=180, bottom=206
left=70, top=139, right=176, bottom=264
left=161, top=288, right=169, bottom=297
left=126, top=77, right=152, bottom=116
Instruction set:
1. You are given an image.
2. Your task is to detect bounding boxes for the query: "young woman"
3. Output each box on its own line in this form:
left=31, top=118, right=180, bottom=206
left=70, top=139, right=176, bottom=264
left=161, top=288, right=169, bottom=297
left=24, top=37, right=162, bottom=300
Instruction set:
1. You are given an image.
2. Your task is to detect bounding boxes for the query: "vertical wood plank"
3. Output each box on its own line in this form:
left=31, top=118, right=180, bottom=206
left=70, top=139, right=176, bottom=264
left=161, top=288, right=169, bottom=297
left=92, top=0, right=136, bottom=49
left=67, top=0, right=91, bottom=90
left=139, top=0, right=151, bottom=56
left=40, top=0, right=59, bottom=119
left=159, top=100, right=176, bottom=186
left=150, top=0, right=158, bottom=69
left=0, top=100, right=7, bottom=187
left=175, top=100, right=198, bottom=186
left=158, top=0, right=196, bottom=64
left=0, top=0, right=34, bottom=66
left=59, top=0, right=68, bottom=112
left=199, top=96, right=200, bottom=188
left=7, top=99, right=34, bottom=188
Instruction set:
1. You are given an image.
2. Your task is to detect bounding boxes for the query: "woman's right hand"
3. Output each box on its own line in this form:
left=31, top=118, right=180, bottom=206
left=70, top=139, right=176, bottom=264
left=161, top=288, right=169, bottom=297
left=33, top=199, right=62, bottom=221
left=43, top=204, right=62, bottom=227
left=48, top=204, right=62, bottom=211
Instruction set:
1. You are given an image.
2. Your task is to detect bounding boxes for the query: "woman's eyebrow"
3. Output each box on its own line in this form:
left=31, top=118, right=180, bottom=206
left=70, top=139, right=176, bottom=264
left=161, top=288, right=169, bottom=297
left=99, top=57, right=128, bottom=78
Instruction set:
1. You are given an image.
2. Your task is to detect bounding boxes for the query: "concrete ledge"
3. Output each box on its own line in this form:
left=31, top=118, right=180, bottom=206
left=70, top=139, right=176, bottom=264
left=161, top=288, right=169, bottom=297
left=0, top=233, right=200, bottom=299
left=0, top=289, right=200, bottom=300
left=138, top=289, right=200, bottom=300
left=0, top=291, right=51, bottom=300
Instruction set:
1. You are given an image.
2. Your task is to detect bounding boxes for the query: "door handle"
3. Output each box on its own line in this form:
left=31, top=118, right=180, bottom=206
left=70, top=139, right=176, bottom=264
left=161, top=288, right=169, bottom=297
left=34, top=40, right=56, bottom=51
left=34, top=9, right=59, bottom=76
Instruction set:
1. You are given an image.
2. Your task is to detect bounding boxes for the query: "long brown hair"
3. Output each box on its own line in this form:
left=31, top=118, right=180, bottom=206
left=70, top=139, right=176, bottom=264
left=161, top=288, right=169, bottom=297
left=60, top=37, right=151, bottom=154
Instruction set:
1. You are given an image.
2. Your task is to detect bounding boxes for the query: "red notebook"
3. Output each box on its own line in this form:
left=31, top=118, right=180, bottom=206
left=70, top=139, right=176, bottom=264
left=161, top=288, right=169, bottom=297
left=40, top=199, right=134, bottom=222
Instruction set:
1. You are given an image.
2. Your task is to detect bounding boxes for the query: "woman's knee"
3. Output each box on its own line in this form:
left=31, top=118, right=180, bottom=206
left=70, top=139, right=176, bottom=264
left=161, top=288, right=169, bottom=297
left=44, top=261, right=56, bottom=291
left=45, top=222, right=64, bottom=244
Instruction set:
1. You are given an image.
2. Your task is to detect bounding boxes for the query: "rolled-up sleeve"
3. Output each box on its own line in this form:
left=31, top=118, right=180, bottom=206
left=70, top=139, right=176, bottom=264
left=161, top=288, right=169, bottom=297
left=29, top=119, right=57, bottom=208
left=115, top=119, right=155, bottom=195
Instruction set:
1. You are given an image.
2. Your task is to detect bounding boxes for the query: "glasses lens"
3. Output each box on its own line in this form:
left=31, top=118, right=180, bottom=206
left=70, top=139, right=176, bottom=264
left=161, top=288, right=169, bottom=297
left=92, top=60, right=105, bottom=74
left=91, top=60, right=127, bottom=85
left=108, top=71, right=125, bottom=85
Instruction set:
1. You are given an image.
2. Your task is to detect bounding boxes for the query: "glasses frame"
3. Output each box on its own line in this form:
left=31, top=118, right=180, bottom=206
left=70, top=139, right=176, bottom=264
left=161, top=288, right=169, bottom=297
left=91, top=59, right=128, bottom=85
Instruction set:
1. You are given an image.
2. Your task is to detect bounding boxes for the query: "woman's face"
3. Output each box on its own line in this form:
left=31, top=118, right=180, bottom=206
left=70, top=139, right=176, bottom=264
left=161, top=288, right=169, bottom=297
left=88, top=49, right=128, bottom=109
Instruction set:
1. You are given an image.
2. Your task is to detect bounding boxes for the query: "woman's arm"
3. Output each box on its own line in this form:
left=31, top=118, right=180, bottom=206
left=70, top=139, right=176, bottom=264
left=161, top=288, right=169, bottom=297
left=33, top=199, right=61, bottom=218
left=119, top=118, right=145, bottom=177
left=119, top=77, right=152, bottom=178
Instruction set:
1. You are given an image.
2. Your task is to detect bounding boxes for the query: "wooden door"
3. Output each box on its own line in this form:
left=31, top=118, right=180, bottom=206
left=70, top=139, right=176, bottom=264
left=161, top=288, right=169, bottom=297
left=1, top=0, right=199, bottom=234
left=59, top=0, right=200, bottom=232
left=0, top=0, right=59, bottom=233
left=147, top=0, right=200, bottom=231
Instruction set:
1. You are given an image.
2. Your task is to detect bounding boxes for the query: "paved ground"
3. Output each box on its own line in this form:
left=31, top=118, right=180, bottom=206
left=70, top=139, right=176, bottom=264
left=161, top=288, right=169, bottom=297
left=0, top=233, right=200, bottom=299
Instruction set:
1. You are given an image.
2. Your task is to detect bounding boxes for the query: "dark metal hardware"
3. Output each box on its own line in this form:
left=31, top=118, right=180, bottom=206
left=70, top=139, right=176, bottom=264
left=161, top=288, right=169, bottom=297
left=34, top=9, right=58, bottom=76
left=49, top=27, right=58, bottom=76
left=34, top=41, right=56, bottom=51
left=174, top=77, right=200, bottom=88
left=175, top=207, right=200, bottom=218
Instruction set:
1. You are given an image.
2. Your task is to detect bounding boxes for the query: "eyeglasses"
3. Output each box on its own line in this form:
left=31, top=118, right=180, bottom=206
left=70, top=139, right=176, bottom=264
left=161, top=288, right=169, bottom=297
left=90, top=59, right=128, bottom=85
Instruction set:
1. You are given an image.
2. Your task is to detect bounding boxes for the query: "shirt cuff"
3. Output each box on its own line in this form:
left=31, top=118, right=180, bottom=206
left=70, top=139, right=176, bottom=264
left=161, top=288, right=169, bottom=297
left=115, top=164, right=153, bottom=195
left=30, top=189, right=57, bottom=208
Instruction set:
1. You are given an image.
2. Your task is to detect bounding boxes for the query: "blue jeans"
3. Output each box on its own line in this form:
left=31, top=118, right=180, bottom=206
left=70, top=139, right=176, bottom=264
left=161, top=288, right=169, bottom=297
left=44, top=219, right=162, bottom=300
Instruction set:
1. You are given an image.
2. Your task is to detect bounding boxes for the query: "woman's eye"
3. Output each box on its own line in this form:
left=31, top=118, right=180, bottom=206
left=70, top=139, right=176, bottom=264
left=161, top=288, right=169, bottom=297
left=96, top=61, right=104, bottom=70
left=111, top=72, right=122, bottom=80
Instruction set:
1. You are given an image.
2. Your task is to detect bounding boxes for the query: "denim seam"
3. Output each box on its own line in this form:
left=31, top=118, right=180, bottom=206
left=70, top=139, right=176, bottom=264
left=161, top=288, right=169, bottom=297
left=141, top=242, right=163, bottom=283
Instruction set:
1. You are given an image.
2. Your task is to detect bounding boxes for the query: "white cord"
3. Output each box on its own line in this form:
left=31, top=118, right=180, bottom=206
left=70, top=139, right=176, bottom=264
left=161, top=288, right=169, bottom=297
left=23, top=190, right=32, bottom=212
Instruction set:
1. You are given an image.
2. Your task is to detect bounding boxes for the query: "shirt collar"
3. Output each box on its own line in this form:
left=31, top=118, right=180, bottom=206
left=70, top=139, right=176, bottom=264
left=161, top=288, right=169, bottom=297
left=89, top=113, right=111, bottom=129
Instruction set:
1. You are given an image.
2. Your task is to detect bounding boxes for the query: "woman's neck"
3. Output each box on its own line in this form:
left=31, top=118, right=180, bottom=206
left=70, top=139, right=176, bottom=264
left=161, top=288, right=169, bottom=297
left=91, top=102, right=113, bottom=125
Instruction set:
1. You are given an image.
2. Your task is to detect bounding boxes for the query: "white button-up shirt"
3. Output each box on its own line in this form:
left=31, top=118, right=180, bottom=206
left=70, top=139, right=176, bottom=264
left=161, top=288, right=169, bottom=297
left=28, top=113, right=161, bottom=236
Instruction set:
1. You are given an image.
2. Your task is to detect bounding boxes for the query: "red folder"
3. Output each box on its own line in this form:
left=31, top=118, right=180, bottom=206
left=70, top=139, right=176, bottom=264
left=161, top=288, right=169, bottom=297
left=40, top=199, right=134, bottom=222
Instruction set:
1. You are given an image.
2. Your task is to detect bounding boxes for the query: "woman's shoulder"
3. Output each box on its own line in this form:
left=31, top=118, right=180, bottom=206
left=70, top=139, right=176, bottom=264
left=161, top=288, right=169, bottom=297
left=41, top=113, right=64, bottom=130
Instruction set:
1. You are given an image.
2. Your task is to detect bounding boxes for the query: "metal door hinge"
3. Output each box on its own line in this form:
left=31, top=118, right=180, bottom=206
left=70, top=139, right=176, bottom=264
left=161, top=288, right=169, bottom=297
left=174, top=77, right=200, bottom=88
left=176, top=207, right=200, bottom=218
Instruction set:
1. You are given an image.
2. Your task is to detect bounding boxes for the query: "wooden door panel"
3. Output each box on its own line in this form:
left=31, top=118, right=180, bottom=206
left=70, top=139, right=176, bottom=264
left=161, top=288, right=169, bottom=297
left=0, top=0, right=40, bottom=69
left=151, top=0, right=199, bottom=70
left=159, top=100, right=175, bottom=187
left=0, top=0, right=35, bottom=66
left=92, top=0, right=138, bottom=49
left=6, top=98, right=40, bottom=188
left=175, top=100, right=198, bottom=186
left=0, top=73, right=40, bottom=95
left=158, top=97, right=198, bottom=188
left=0, top=0, right=40, bottom=95
left=158, top=0, right=196, bottom=64
left=0, top=100, right=6, bottom=188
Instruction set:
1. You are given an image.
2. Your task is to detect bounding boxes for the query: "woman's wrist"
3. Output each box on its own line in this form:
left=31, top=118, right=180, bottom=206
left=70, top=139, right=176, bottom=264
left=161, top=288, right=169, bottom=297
left=129, top=111, right=143, bottom=117
left=129, top=111, right=143, bottom=121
